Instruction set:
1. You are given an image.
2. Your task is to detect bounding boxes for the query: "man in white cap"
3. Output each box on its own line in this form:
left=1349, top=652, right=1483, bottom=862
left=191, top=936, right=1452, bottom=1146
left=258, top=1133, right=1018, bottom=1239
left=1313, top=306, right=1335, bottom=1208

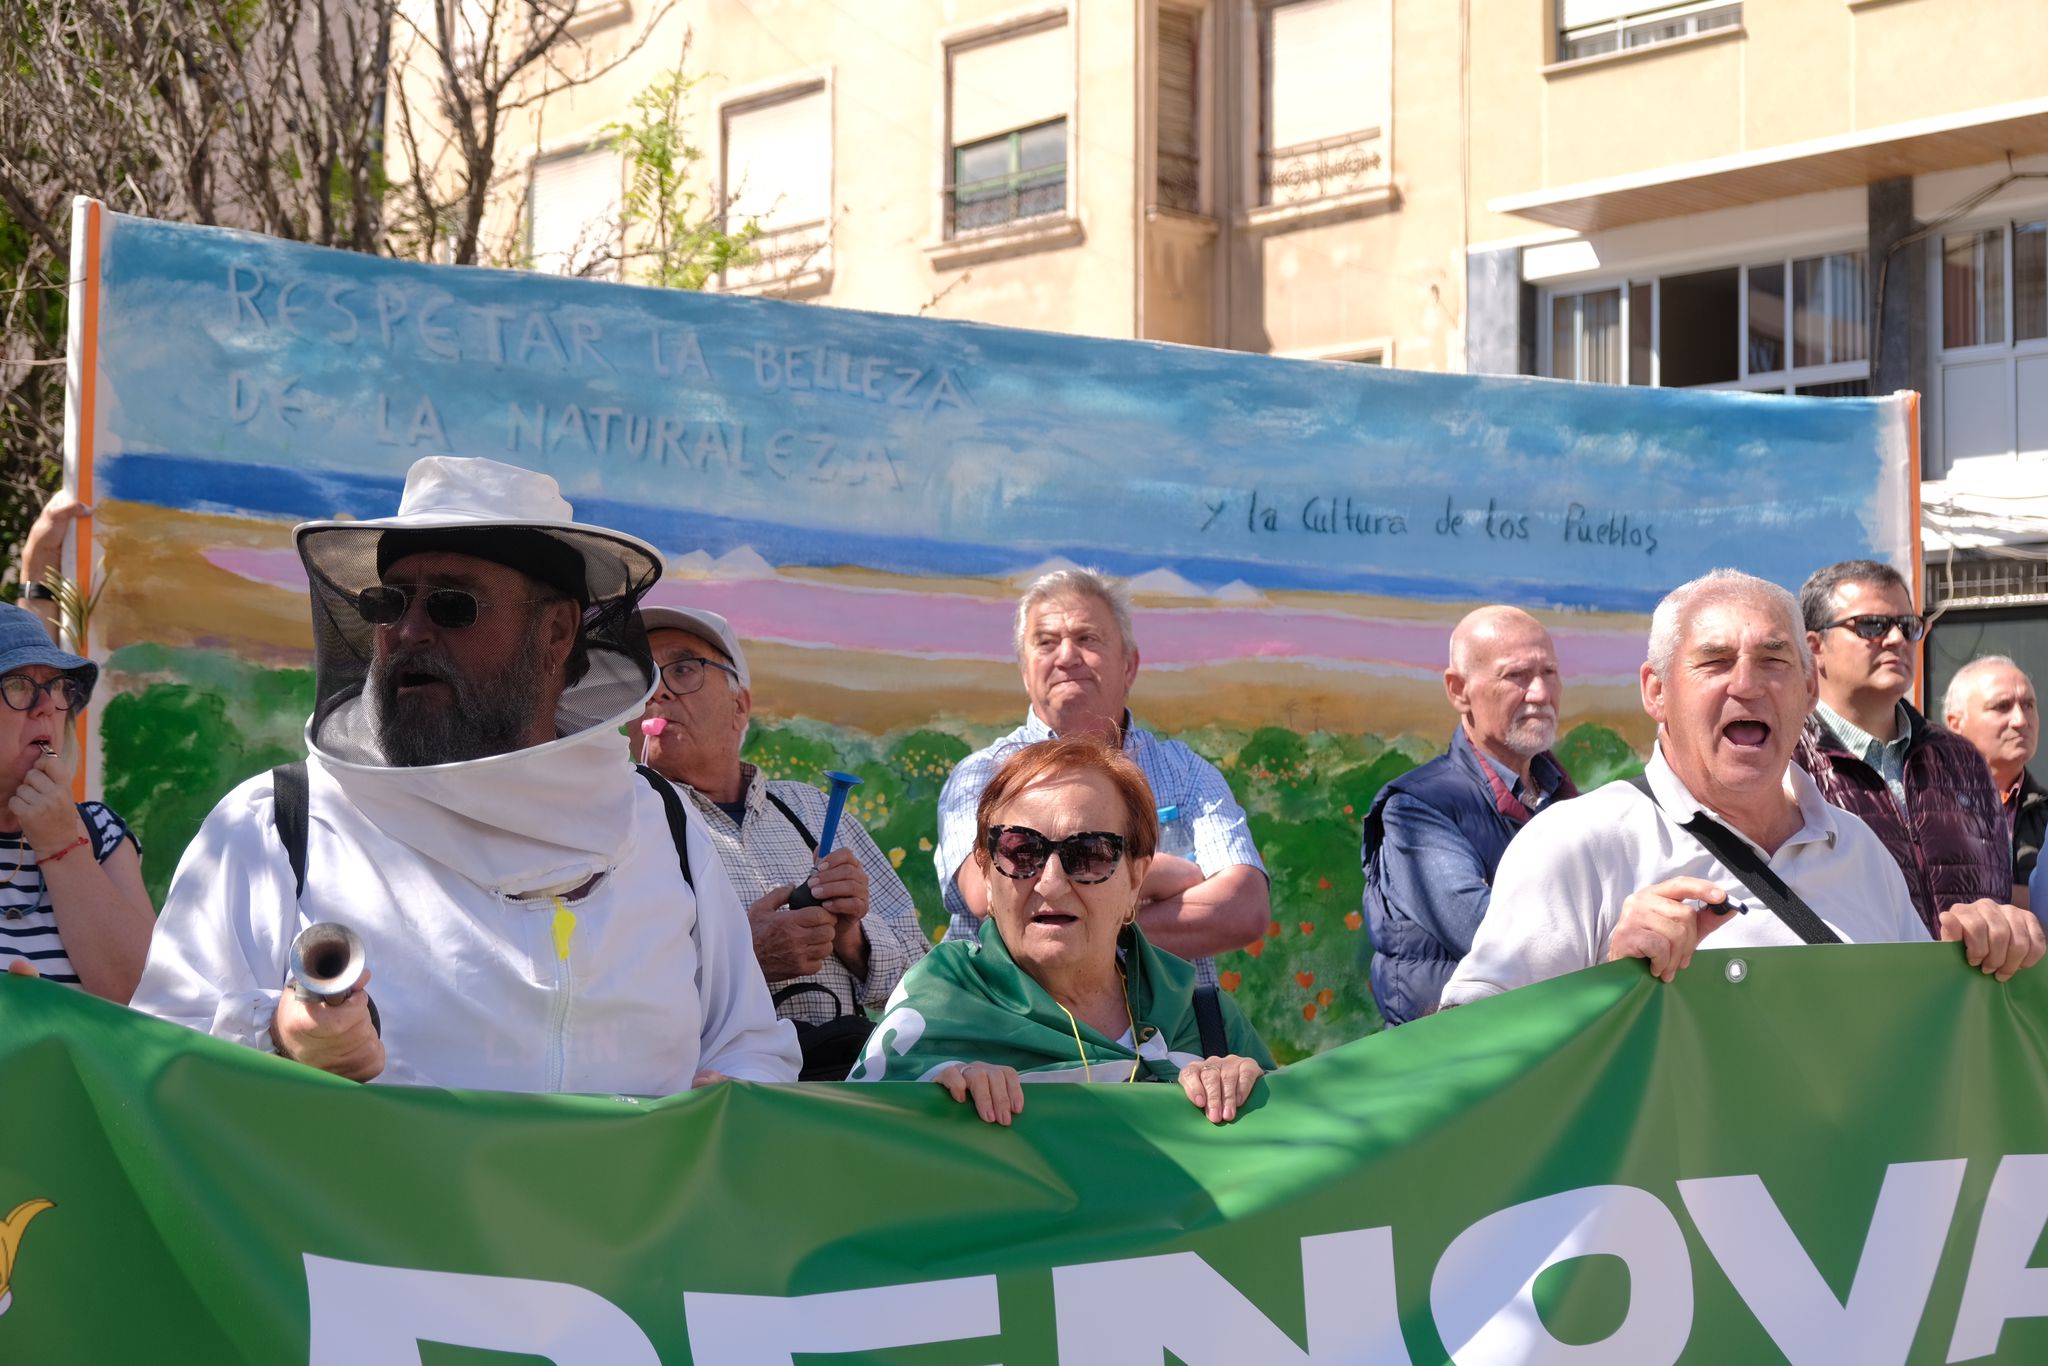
left=634, top=606, right=927, bottom=1079
left=132, top=457, right=799, bottom=1092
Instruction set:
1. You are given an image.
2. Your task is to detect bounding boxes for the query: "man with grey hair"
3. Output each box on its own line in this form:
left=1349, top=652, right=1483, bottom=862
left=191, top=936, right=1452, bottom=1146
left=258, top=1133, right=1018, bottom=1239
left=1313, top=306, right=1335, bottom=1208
left=1943, top=654, right=2043, bottom=901
left=635, top=606, right=929, bottom=1078
left=1361, top=605, right=1576, bottom=1024
left=1793, top=558, right=2009, bottom=933
left=933, top=568, right=1269, bottom=984
left=1442, top=569, right=2042, bottom=1007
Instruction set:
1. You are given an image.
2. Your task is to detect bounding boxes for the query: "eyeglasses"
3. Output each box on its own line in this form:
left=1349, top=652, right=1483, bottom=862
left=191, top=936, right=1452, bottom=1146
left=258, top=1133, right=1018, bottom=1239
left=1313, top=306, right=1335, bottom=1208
left=656, top=655, right=741, bottom=696
left=986, top=825, right=1127, bottom=884
left=1821, top=613, right=1927, bottom=644
left=0, top=674, right=86, bottom=713
left=355, top=585, right=550, bottom=630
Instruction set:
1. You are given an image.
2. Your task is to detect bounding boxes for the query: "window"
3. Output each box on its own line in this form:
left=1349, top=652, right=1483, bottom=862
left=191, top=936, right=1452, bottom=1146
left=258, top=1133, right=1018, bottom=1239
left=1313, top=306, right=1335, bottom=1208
left=951, top=121, right=1067, bottom=236
left=1936, top=219, right=2048, bottom=468
left=946, top=18, right=1070, bottom=238
left=1545, top=250, right=1869, bottom=395
left=722, top=83, right=832, bottom=289
left=1558, top=1, right=1741, bottom=62
left=1155, top=6, right=1202, bottom=213
left=528, top=147, right=620, bottom=277
left=1257, top=0, right=1390, bottom=207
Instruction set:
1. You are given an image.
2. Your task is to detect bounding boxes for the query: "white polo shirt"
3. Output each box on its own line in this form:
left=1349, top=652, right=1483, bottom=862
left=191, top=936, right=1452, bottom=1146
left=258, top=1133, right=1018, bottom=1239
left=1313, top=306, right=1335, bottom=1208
left=1440, top=744, right=1928, bottom=1008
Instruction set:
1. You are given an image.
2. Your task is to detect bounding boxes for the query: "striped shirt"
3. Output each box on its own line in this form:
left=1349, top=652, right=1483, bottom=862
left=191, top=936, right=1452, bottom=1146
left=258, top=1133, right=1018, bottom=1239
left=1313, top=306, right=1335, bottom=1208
left=935, top=710, right=1266, bottom=986
left=0, top=802, right=139, bottom=987
left=680, top=765, right=928, bottom=1025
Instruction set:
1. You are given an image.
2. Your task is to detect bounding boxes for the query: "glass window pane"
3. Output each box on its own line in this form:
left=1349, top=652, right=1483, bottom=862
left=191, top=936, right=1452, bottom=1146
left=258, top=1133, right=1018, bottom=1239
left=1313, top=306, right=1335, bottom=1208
left=1795, top=378, right=1871, bottom=398
left=1628, top=279, right=1654, bottom=384
left=1583, top=288, right=1621, bottom=384
left=1747, top=263, right=1785, bottom=375
left=1791, top=256, right=1827, bottom=369
left=1019, top=119, right=1066, bottom=172
left=1944, top=229, right=2005, bottom=349
left=2017, top=221, right=2047, bottom=343
left=1551, top=295, right=1576, bottom=379
left=1830, top=251, right=1869, bottom=364
left=955, top=138, right=1012, bottom=186
left=1658, top=267, right=1740, bottom=386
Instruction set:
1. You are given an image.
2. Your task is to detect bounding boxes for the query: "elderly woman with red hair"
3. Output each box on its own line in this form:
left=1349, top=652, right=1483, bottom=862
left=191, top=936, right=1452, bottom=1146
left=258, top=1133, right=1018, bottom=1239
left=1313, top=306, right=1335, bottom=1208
left=849, top=735, right=1272, bottom=1124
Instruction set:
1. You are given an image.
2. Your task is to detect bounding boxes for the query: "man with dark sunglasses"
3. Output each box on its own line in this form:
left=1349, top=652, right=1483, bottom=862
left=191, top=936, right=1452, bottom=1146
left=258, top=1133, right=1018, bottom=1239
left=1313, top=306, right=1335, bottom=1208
left=133, top=457, right=798, bottom=1094
left=635, top=606, right=927, bottom=1078
left=1793, top=559, right=2011, bottom=934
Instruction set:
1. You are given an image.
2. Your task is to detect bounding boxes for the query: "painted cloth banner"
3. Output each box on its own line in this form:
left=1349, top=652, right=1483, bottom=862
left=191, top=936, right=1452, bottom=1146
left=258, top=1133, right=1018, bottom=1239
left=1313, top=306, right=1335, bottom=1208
left=3, top=945, right=2045, bottom=1364
left=70, top=204, right=1917, bottom=1054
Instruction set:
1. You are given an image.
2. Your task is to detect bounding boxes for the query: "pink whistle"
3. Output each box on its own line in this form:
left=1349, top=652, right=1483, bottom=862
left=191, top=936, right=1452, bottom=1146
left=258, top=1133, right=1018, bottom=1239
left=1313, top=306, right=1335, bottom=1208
left=640, top=717, right=668, bottom=737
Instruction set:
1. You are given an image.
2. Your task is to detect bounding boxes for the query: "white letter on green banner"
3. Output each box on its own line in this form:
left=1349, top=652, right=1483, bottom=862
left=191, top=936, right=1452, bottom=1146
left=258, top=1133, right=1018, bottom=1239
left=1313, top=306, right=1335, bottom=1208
left=303, top=1254, right=657, bottom=1364
left=683, top=1275, right=999, bottom=1363
left=1050, top=1227, right=1412, bottom=1364
left=1678, top=1159, right=1965, bottom=1364
left=1948, top=1153, right=2048, bottom=1361
left=1430, top=1184, right=1692, bottom=1365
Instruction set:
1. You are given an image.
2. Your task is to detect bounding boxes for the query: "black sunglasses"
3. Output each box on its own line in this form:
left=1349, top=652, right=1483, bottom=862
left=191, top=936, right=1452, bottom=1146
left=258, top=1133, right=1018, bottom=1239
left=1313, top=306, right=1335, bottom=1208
left=657, top=655, right=741, bottom=696
left=0, top=673, right=86, bottom=713
left=355, top=585, right=551, bottom=630
left=1822, top=613, right=1927, bottom=644
left=986, top=825, right=1127, bottom=884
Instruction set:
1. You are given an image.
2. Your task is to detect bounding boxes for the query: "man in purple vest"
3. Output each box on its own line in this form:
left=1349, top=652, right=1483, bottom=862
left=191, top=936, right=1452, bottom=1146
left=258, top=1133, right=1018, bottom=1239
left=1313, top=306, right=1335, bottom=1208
left=1361, top=606, right=1576, bottom=1024
left=1793, top=559, right=2012, bottom=934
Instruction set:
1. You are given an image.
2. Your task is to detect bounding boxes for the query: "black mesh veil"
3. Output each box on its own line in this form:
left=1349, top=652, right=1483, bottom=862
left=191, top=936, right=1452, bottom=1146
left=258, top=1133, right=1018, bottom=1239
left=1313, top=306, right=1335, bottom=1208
left=294, top=516, right=664, bottom=765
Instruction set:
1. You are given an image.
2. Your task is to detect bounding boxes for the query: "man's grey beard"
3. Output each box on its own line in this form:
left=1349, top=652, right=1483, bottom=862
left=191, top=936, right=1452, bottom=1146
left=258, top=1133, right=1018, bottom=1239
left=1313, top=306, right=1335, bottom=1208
left=368, top=611, right=550, bottom=767
left=1502, top=712, right=1559, bottom=759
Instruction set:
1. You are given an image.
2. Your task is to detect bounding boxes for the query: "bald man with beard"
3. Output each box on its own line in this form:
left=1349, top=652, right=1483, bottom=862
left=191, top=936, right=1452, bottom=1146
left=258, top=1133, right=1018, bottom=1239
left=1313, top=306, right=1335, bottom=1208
left=1360, top=606, right=1577, bottom=1024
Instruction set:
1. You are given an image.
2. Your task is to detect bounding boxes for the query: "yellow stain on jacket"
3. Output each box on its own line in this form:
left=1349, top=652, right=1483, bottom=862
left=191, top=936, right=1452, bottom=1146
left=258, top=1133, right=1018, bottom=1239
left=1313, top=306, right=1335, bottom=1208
left=551, top=900, right=576, bottom=962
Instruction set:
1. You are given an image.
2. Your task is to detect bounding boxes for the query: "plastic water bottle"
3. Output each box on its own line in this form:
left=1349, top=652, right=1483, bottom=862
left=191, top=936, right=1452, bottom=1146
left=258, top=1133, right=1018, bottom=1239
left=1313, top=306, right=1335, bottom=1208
left=1156, top=804, right=1195, bottom=862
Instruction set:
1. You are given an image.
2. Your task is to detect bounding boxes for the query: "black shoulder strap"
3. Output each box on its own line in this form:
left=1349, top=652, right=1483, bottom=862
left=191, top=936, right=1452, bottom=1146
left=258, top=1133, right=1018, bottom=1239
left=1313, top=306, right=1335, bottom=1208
left=1192, top=984, right=1228, bottom=1058
left=271, top=762, right=310, bottom=899
left=635, top=765, right=694, bottom=892
left=1627, top=773, right=1841, bottom=945
left=762, top=789, right=820, bottom=852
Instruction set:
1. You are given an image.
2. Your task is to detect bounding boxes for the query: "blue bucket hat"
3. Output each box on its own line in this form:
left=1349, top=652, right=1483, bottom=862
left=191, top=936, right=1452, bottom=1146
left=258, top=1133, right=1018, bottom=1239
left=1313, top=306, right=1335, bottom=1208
left=0, top=602, right=96, bottom=701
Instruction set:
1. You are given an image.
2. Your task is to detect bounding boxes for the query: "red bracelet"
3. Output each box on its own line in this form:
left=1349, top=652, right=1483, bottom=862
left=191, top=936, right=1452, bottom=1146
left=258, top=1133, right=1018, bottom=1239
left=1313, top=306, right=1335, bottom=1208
left=41, top=835, right=90, bottom=865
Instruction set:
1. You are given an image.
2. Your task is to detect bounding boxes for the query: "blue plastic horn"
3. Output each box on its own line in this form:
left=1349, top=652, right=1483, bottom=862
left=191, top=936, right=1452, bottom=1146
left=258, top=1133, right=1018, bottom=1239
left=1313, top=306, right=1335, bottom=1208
left=786, top=770, right=864, bottom=909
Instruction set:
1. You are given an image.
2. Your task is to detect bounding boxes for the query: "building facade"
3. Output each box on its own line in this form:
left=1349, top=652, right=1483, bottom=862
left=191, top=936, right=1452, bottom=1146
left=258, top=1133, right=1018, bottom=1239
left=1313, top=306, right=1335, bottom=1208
left=482, top=0, right=1463, bottom=369
left=1462, top=0, right=2048, bottom=694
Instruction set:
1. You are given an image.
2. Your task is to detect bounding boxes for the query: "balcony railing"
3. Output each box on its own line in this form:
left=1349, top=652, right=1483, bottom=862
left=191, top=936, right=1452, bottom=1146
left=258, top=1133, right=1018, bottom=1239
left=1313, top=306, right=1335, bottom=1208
left=944, top=172, right=1067, bottom=239
left=1258, top=128, right=1385, bottom=208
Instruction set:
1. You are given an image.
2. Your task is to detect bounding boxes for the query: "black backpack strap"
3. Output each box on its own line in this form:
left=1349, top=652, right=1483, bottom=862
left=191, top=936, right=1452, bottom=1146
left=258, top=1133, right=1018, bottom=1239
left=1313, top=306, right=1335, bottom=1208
left=762, top=789, right=820, bottom=851
left=1627, top=772, right=1841, bottom=945
left=271, top=762, right=310, bottom=900
left=1192, top=984, right=1228, bottom=1058
left=635, top=765, right=694, bottom=893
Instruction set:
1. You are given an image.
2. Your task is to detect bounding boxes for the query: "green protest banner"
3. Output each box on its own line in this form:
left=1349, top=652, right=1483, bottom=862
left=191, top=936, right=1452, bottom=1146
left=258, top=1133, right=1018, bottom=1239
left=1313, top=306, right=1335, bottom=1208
left=1, top=943, right=2044, bottom=1364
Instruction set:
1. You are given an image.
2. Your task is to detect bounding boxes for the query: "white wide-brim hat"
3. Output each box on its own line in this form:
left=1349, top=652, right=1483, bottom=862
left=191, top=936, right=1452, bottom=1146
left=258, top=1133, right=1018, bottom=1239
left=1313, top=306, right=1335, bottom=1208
left=295, top=456, right=664, bottom=606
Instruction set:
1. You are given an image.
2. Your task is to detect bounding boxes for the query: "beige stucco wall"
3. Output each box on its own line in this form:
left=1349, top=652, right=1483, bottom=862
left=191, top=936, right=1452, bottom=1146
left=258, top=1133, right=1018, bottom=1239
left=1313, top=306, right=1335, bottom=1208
left=390, top=0, right=1466, bottom=369
left=1469, top=0, right=2048, bottom=246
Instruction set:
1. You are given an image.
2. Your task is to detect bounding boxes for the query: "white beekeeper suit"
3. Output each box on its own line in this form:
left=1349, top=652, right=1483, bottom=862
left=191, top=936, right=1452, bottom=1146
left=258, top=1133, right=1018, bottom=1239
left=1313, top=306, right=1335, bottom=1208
left=131, top=457, right=799, bottom=1093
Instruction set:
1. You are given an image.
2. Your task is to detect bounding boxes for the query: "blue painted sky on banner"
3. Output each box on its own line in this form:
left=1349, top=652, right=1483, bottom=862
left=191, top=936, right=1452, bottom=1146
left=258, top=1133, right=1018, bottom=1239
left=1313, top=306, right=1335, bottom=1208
left=92, top=213, right=1909, bottom=611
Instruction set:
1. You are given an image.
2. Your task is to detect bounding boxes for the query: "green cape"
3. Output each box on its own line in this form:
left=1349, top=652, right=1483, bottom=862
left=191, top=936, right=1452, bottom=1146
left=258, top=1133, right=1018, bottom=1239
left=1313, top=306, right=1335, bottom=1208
left=848, top=917, right=1275, bottom=1083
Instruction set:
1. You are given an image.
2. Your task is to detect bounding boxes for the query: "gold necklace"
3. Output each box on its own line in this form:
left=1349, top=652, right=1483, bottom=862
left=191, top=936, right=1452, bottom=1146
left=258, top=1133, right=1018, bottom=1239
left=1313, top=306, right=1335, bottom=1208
left=1051, top=971, right=1139, bottom=1083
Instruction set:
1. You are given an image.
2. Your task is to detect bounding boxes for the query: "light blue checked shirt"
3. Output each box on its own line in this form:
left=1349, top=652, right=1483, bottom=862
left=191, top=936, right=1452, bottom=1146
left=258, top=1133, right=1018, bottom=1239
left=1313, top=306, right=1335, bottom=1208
left=934, top=709, right=1266, bottom=986
left=1815, top=700, right=1914, bottom=816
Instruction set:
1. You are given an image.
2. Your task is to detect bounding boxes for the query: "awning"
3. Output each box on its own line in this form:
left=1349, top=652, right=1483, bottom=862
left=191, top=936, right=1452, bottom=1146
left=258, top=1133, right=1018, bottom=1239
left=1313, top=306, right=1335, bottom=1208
left=1492, top=97, right=2048, bottom=233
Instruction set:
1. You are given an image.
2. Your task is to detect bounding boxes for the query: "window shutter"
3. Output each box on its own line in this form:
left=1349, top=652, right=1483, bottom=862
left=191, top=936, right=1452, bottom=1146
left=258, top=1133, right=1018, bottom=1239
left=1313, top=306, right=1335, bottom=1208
left=951, top=21, right=1069, bottom=146
left=529, top=149, right=620, bottom=275
left=1156, top=7, right=1200, bottom=211
left=725, top=85, right=831, bottom=229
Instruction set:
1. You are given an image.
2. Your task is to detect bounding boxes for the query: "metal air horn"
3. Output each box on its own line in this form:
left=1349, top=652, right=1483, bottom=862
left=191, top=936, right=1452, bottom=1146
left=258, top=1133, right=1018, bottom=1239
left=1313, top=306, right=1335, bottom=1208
left=785, top=770, right=863, bottom=910
left=290, top=922, right=368, bottom=1005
